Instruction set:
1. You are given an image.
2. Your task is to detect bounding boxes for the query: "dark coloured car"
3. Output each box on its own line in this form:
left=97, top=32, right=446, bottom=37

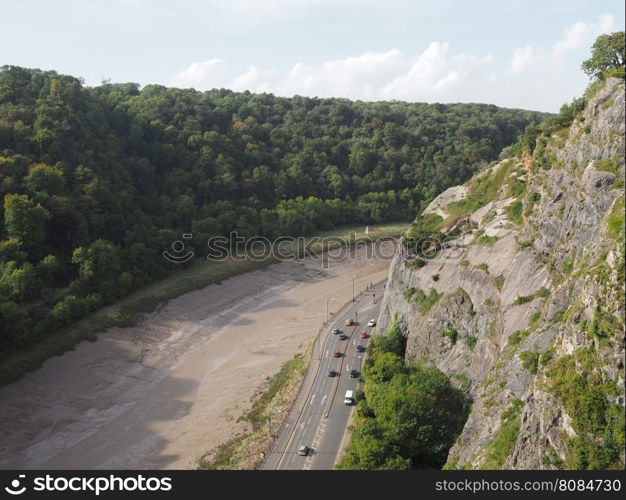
left=338, top=333, right=348, bottom=340
left=327, top=369, right=338, bottom=377
left=331, top=327, right=340, bottom=335
left=349, top=369, right=359, bottom=378
left=356, top=345, right=365, bottom=352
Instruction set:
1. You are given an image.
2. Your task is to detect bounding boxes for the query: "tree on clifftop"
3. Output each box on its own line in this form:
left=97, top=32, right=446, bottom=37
left=581, top=31, right=625, bottom=80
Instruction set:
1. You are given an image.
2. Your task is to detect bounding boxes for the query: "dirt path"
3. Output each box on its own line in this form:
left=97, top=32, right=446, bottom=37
left=0, top=242, right=395, bottom=469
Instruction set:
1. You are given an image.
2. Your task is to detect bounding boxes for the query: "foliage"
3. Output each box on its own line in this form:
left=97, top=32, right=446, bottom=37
left=465, top=335, right=477, bottom=350
left=495, top=276, right=505, bottom=291
left=607, top=195, right=625, bottom=241
left=581, top=32, right=625, bottom=80
left=244, top=351, right=307, bottom=430
left=368, top=314, right=406, bottom=357
left=198, top=346, right=310, bottom=470
left=546, top=348, right=624, bottom=469
left=513, top=287, right=549, bottom=305
left=404, top=287, right=443, bottom=313
left=442, top=327, right=458, bottom=345
left=338, top=315, right=468, bottom=470
left=505, top=200, right=523, bottom=225
left=476, top=235, right=500, bottom=246
left=0, top=65, right=545, bottom=359
left=518, top=349, right=540, bottom=374
left=511, top=98, right=585, bottom=155
left=480, top=399, right=524, bottom=469
left=508, top=329, right=529, bottom=347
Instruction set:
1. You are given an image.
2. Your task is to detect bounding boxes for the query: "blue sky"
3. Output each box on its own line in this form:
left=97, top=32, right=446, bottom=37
left=1, top=0, right=624, bottom=111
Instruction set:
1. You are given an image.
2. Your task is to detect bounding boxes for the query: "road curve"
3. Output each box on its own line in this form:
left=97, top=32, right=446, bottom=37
left=262, top=282, right=385, bottom=470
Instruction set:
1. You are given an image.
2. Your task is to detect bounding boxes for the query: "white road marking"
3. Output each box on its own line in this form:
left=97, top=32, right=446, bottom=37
left=321, top=395, right=327, bottom=406
left=310, top=395, right=316, bottom=405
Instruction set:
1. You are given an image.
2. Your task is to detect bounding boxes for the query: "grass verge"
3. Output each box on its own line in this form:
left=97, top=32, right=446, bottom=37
left=197, top=344, right=312, bottom=470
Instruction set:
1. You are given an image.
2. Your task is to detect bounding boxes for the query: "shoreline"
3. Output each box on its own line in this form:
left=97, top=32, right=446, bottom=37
left=0, top=222, right=407, bottom=387
left=0, top=239, right=397, bottom=469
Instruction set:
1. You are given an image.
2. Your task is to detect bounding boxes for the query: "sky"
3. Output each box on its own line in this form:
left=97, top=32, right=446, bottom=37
left=1, top=0, right=624, bottom=111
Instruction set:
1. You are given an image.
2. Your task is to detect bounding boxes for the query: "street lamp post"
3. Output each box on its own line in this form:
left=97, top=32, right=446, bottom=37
left=326, top=297, right=334, bottom=322
left=352, top=275, right=355, bottom=302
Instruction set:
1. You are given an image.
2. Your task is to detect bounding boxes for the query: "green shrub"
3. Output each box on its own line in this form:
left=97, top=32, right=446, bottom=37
left=495, top=276, right=505, bottom=291
left=480, top=399, right=524, bottom=469
left=546, top=349, right=619, bottom=437
left=519, top=349, right=540, bottom=374
left=508, top=330, right=528, bottom=347
left=477, top=235, right=500, bottom=246
left=513, top=287, right=550, bottom=305
left=465, top=335, right=477, bottom=350
left=505, top=200, right=523, bottom=225
left=539, top=347, right=555, bottom=365
left=442, top=328, right=458, bottom=345
left=607, top=196, right=624, bottom=241
left=513, top=295, right=533, bottom=305
left=409, top=287, right=444, bottom=313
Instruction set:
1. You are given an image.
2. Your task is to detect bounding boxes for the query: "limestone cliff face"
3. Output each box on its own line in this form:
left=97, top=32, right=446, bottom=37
left=378, top=78, right=625, bottom=470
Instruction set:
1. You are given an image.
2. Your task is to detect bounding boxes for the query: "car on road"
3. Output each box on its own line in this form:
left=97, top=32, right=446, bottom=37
left=327, top=369, right=338, bottom=377
left=367, top=319, right=376, bottom=327
left=359, top=331, right=368, bottom=339
left=333, top=351, right=342, bottom=358
left=298, top=445, right=310, bottom=456
left=344, top=390, right=355, bottom=405
left=356, top=344, right=365, bottom=352
left=350, top=369, right=359, bottom=378
left=338, top=333, right=348, bottom=340
left=345, top=318, right=354, bottom=326
left=331, top=327, right=341, bottom=335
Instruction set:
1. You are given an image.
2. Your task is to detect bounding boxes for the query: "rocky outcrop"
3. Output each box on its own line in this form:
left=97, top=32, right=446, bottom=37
left=379, top=78, right=625, bottom=469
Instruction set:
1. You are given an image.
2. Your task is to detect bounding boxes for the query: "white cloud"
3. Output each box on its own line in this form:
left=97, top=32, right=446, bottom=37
left=381, top=43, right=493, bottom=100
left=509, top=45, right=534, bottom=74
left=171, top=14, right=618, bottom=111
left=173, top=59, right=231, bottom=89
left=553, top=13, right=615, bottom=54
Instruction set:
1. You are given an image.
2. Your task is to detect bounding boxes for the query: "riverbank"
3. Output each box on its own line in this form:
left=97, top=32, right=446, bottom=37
left=0, top=231, right=401, bottom=469
left=0, top=223, right=407, bottom=387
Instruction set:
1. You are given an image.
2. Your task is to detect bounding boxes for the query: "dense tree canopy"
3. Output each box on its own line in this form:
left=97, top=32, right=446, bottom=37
left=337, top=316, right=468, bottom=469
left=0, top=65, right=545, bottom=354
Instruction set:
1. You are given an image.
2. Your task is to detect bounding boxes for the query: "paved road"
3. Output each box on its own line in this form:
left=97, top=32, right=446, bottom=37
left=262, top=282, right=385, bottom=470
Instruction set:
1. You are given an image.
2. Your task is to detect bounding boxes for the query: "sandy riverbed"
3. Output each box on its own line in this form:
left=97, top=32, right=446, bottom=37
left=0, top=241, right=395, bottom=469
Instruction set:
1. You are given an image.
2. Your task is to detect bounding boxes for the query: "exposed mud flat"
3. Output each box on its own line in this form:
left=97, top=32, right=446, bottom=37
left=0, top=241, right=395, bottom=469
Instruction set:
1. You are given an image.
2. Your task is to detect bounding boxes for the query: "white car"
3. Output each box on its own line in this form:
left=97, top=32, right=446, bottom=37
left=367, top=319, right=376, bottom=327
